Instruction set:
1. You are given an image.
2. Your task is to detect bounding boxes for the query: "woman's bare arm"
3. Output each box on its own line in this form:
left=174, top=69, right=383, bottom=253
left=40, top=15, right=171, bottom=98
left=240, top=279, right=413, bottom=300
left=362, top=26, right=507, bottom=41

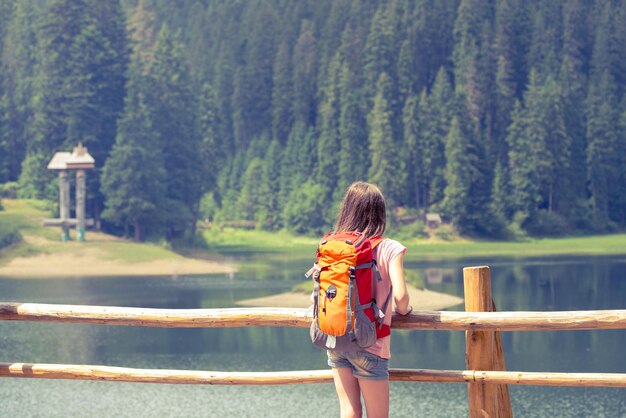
left=389, top=253, right=412, bottom=315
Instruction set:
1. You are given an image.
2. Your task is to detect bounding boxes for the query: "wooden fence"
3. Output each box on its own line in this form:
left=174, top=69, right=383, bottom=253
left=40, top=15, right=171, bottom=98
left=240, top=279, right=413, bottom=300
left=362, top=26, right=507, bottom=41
left=1, top=266, right=626, bottom=417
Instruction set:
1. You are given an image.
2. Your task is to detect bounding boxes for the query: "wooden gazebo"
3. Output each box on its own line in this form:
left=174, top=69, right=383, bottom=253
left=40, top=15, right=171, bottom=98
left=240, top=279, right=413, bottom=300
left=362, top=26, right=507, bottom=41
left=44, top=144, right=95, bottom=241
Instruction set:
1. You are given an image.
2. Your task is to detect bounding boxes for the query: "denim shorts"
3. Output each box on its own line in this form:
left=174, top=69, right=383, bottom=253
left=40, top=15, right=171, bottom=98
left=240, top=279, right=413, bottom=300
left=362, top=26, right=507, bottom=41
left=327, top=350, right=389, bottom=380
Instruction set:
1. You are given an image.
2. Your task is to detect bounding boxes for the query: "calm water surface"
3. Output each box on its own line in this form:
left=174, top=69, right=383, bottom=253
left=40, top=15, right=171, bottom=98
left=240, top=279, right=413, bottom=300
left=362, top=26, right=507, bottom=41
left=1, top=254, right=625, bottom=417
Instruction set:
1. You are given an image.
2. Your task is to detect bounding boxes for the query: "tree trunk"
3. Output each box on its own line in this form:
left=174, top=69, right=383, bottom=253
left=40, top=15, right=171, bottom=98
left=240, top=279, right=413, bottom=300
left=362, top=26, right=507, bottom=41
left=134, top=221, right=143, bottom=242
left=415, top=181, right=421, bottom=213
left=548, top=186, right=553, bottom=213
left=190, top=203, right=200, bottom=245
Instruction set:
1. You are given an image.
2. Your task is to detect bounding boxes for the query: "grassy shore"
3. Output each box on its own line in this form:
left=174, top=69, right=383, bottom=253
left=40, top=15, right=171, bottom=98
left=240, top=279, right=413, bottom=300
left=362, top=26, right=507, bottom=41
left=405, top=234, right=626, bottom=259
left=0, top=199, right=234, bottom=277
left=202, top=227, right=626, bottom=261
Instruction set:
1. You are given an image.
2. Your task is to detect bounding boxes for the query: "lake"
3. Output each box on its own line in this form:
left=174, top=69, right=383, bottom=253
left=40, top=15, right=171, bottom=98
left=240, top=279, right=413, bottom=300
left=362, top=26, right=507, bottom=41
left=1, top=254, right=625, bottom=417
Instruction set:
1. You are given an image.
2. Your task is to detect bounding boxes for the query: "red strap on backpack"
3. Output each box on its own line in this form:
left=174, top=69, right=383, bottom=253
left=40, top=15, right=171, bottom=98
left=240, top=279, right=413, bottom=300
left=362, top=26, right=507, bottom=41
left=368, top=236, right=392, bottom=339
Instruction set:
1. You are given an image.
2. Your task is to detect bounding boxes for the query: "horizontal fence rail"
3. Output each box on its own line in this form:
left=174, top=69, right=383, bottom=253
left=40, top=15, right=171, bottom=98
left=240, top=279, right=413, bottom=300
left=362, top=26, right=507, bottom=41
left=2, top=303, right=626, bottom=331
left=2, top=363, right=625, bottom=387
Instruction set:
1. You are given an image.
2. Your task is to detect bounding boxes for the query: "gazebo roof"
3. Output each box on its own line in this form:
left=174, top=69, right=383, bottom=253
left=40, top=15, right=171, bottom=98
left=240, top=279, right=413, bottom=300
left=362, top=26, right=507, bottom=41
left=47, top=144, right=95, bottom=170
left=66, top=144, right=95, bottom=169
left=47, top=152, right=72, bottom=170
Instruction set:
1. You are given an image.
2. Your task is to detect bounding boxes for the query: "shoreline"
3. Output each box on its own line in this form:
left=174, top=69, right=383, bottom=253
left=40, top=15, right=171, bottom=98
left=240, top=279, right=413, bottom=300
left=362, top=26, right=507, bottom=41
left=235, top=284, right=463, bottom=311
left=0, top=249, right=236, bottom=279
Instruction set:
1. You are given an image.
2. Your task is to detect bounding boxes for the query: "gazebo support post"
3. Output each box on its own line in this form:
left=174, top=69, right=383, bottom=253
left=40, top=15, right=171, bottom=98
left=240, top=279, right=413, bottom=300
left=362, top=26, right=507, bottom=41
left=59, top=170, right=71, bottom=241
left=75, top=169, right=86, bottom=242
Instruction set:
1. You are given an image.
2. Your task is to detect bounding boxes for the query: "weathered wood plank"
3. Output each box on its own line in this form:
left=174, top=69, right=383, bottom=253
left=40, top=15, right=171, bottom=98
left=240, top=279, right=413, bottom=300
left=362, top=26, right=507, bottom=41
left=464, top=266, right=502, bottom=417
left=391, top=309, right=626, bottom=331
left=2, top=303, right=626, bottom=330
left=0, top=304, right=312, bottom=328
left=1, top=363, right=625, bottom=387
left=492, top=300, right=512, bottom=418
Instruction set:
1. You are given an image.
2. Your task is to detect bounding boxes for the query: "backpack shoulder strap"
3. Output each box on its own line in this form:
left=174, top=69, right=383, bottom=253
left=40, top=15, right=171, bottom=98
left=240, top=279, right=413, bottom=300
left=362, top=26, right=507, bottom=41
left=370, top=236, right=385, bottom=249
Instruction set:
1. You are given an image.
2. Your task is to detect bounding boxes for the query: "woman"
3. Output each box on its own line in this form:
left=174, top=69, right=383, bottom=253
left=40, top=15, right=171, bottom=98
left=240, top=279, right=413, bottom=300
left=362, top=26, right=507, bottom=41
left=327, top=181, right=412, bottom=418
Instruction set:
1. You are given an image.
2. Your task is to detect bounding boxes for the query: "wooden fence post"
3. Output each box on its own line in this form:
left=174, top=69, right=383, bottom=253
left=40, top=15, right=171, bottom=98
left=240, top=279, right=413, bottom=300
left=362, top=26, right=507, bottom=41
left=464, top=266, right=513, bottom=418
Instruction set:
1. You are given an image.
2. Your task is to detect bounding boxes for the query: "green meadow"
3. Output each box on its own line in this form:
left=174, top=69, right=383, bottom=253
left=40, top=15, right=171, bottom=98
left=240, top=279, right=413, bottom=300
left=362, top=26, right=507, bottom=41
left=3, top=199, right=626, bottom=267
left=201, top=226, right=626, bottom=261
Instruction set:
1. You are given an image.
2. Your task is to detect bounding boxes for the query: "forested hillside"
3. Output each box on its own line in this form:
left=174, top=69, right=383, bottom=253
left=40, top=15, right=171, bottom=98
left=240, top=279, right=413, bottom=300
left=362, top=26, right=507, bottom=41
left=1, top=0, right=625, bottom=241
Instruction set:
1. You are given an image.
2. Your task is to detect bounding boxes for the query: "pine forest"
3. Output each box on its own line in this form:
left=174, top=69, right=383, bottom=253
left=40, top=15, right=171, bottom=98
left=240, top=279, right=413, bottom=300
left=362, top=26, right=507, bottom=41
left=1, top=0, right=626, bottom=241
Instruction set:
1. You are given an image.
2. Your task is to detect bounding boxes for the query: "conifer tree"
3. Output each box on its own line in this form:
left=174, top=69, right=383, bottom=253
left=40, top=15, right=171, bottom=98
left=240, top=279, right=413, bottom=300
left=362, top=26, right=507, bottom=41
left=213, top=44, right=235, bottom=158
left=146, top=25, right=201, bottom=239
left=272, top=41, right=293, bottom=145
left=586, top=72, right=620, bottom=230
left=278, top=122, right=304, bottom=215
left=68, top=5, right=128, bottom=220
left=490, top=160, right=511, bottom=224
left=337, top=23, right=364, bottom=76
left=217, top=151, right=246, bottom=223
left=0, top=74, right=9, bottom=182
left=590, top=0, right=624, bottom=98
left=320, top=0, right=351, bottom=71
left=316, top=53, right=341, bottom=220
left=402, top=92, right=422, bottom=211
left=493, top=0, right=529, bottom=162
left=616, top=101, right=626, bottom=224
left=89, top=0, right=129, bottom=168
left=101, top=58, right=164, bottom=242
left=442, top=116, right=472, bottom=231
left=292, top=24, right=318, bottom=126
left=444, top=86, right=494, bottom=235
left=560, top=0, right=592, bottom=212
left=283, top=180, right=327, bottom=235
left=493, top=54, right=515, bottom=161
left=527, top=1, right=562, bottom=80
left=585, top=3, right=624, bottom=229
left=507, top=70, right=572, bottom=219
left=278, top=122, right=317, bottom=224
left=368, top=72, right=404, bottom=205
left=363, top=3, right=396, bottom=103
left=426, top=68, right=454, bottom=207
left=1, top=0, right=38, bottom=182
left=239, top=2, right=277, bottom=143
left=507, top=100, right=537, bottom=216
left=397, top=38, right=413, bottom=108
left=128, top=0, right=158, bottom=65
left=237, top=158, right=264, bottom=222
left=196, top=82, right=220, bottom=231
left=337, top=61, right=367, bottom=196
left=19, top=0, right=94, bottom=198
left=452, top=0, right=492, bottom=94
left=541, top=76, right=573, bottom=215
left=494, top=0, right=530, bottom=99
left=257, top=139, right=282, bottom=229
left=15, top=0, right=128, bottom=207
left=409, top=0, right=457, bottom=91
left=452, top=0, right=495, bottom=159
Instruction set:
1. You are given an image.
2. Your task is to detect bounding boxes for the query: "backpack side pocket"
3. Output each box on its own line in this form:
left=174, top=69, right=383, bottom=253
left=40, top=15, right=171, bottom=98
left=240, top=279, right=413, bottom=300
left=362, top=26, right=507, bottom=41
left=353, top=309, right=377, bottom=348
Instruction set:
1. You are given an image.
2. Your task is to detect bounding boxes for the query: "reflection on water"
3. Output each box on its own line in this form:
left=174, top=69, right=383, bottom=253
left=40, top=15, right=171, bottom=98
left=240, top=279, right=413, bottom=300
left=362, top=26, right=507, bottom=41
left=1, top=255, right=625, bottom=417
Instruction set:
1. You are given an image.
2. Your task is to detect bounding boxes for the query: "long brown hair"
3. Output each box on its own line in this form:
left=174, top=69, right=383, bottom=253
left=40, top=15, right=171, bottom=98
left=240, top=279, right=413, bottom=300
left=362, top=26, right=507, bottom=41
left=334, top=182, right=386, bottom=238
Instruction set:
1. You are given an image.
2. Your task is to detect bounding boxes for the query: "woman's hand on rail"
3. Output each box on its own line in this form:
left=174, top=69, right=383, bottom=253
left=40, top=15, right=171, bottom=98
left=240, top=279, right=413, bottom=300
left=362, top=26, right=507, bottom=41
left=396, top=305, right=413, bottom=316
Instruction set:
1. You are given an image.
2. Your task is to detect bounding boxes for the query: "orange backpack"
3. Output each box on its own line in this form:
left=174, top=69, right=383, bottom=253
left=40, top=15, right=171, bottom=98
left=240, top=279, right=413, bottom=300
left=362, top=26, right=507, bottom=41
left=306, top=231, right=391, bottom=351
